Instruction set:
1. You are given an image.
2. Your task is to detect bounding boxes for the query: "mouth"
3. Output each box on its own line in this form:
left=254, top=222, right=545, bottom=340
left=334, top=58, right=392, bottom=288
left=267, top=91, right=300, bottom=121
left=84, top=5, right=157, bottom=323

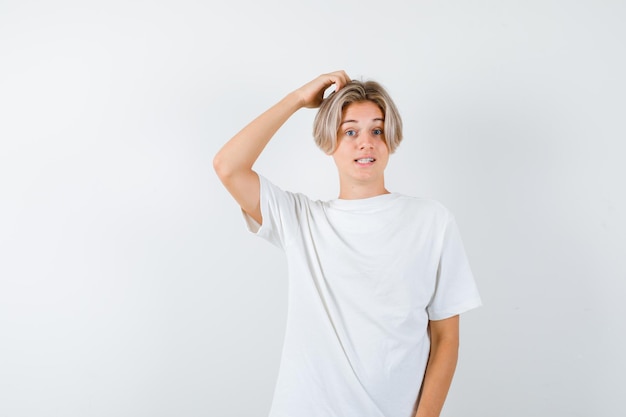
left=355, top=157, right=375, bottom=164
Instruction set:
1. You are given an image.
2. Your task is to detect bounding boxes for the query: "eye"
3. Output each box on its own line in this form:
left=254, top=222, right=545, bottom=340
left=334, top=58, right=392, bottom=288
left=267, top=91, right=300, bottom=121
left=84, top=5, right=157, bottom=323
left=345, top=129, right=357, bottom=137
left=373, top=128, right=384, bottom=136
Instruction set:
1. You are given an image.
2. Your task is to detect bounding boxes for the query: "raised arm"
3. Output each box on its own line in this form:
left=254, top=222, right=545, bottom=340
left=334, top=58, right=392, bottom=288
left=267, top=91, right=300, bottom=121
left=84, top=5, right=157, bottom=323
left=415, top=315, right=460, bottom=417
left=213, top=71, right=350, bottom=224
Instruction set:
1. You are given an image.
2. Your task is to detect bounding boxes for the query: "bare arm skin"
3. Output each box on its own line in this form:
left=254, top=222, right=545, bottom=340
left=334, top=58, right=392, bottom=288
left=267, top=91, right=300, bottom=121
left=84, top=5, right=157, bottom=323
left=213, top=71, right=350, bottom=224
left=415, top=315, right=460, bottom=417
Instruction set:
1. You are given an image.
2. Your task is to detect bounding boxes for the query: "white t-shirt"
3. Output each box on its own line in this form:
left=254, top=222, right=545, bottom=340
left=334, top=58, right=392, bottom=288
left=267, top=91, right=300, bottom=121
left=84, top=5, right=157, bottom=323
left=243, top=175, right=482, bottom=417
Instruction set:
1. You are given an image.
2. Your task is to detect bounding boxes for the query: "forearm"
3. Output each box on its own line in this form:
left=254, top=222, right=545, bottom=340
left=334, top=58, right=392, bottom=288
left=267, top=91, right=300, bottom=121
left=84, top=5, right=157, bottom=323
left=212, top=71, right=348, bottom=224
left=415, top=317, right=460, bottom=417
left=214, top=71, right=350, bottom=179
left=213, top=91, right=303, bottom=178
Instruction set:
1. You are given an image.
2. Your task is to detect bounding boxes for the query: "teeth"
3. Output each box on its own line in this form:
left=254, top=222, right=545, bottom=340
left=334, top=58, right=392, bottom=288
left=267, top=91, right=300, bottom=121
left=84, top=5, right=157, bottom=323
left=356, top=158, right=374, bottom=163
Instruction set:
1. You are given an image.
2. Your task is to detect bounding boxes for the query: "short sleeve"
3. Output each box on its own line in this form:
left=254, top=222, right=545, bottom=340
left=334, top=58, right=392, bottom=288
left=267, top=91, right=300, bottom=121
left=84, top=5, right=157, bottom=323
left=241, top=175, right=298, bottom=250
left=426, top=214, right=482, bottom=320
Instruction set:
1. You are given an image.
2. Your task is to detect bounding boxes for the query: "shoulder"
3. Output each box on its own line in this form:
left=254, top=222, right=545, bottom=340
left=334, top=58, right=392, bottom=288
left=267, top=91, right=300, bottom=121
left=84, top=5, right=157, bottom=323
left=258, top=174, right=320, bottom=209
left=393, top=193, right=453, bottom=223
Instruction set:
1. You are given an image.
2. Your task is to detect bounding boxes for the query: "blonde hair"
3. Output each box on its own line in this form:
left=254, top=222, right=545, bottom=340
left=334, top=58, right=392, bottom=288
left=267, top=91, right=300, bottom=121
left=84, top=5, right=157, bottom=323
left=313, top=80, right=403, bottom=154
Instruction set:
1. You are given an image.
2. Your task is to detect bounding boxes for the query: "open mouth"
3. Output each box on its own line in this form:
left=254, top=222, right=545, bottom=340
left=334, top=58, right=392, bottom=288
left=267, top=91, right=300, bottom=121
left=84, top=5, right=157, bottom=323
left=355, top=158, right=375, bottom=163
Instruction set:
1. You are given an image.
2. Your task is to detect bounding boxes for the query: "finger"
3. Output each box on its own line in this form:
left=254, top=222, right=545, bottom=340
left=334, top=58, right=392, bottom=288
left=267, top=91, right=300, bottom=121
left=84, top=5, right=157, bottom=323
left=315, top=74, right=337, bottom=97
left=330, top=70, right=350, bottom=91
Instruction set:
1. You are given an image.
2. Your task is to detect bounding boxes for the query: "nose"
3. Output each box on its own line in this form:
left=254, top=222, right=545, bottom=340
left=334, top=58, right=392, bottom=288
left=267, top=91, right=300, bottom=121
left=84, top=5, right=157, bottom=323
left=358, top=132, right=375, bottom=149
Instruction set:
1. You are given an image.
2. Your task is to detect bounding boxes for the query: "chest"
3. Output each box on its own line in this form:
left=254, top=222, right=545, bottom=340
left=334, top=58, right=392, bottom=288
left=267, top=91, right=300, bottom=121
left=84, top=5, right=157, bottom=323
left=290, top=208, right=443, bottom=311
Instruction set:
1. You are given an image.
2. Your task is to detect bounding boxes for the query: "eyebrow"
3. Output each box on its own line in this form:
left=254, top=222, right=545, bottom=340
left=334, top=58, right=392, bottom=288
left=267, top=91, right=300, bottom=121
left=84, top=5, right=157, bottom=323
left=340, top=117, right=385, bottom=125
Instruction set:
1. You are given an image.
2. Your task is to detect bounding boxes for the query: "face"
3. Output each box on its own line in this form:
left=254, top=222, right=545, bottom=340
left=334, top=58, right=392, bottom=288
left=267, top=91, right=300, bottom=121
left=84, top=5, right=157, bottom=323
left=331, top=100, right=390, bottom=189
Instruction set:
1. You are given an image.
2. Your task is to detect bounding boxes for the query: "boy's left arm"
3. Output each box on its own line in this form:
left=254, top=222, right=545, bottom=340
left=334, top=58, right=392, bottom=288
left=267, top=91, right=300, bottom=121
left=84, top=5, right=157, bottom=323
left=414, top=315, right=460, bottom=417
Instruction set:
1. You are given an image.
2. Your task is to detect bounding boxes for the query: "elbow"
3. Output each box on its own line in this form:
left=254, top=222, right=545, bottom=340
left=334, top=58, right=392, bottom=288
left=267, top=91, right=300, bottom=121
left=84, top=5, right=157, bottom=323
left=213, top=152, right=248, bottom=186
left=213, top=152, right=232, bottom=182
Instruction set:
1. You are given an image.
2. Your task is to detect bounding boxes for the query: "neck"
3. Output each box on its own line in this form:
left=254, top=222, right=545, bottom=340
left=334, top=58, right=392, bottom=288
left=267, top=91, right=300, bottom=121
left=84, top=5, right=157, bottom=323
left=337, top=179, right=389, bottom=200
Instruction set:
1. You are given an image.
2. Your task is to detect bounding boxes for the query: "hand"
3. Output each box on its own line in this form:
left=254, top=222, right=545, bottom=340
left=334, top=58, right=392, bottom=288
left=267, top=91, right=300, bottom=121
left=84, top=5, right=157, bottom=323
left=293, top=70, right=351, bottom=109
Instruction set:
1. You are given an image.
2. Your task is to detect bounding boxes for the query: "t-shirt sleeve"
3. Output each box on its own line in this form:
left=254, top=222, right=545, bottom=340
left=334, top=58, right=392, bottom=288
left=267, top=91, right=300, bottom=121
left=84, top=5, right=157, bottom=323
left=241, top=174, right=298, bottom=250
left=427, top=213, right=482, bottom=320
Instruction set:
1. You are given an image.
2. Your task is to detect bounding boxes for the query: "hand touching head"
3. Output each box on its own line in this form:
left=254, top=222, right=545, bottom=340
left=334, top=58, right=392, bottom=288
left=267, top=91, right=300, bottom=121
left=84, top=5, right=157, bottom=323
left=313, top=80, right=403, bottom=154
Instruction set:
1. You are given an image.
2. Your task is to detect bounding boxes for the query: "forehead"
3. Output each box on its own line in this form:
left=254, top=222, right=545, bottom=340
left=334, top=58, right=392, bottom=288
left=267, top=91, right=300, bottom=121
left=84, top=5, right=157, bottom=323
left=341, top=101, right=384, bottom=122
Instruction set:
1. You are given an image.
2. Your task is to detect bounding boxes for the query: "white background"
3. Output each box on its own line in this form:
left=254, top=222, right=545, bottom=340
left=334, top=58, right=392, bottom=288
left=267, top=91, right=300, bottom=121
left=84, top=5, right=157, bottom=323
left=1, top=1, right=625, bottom=416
